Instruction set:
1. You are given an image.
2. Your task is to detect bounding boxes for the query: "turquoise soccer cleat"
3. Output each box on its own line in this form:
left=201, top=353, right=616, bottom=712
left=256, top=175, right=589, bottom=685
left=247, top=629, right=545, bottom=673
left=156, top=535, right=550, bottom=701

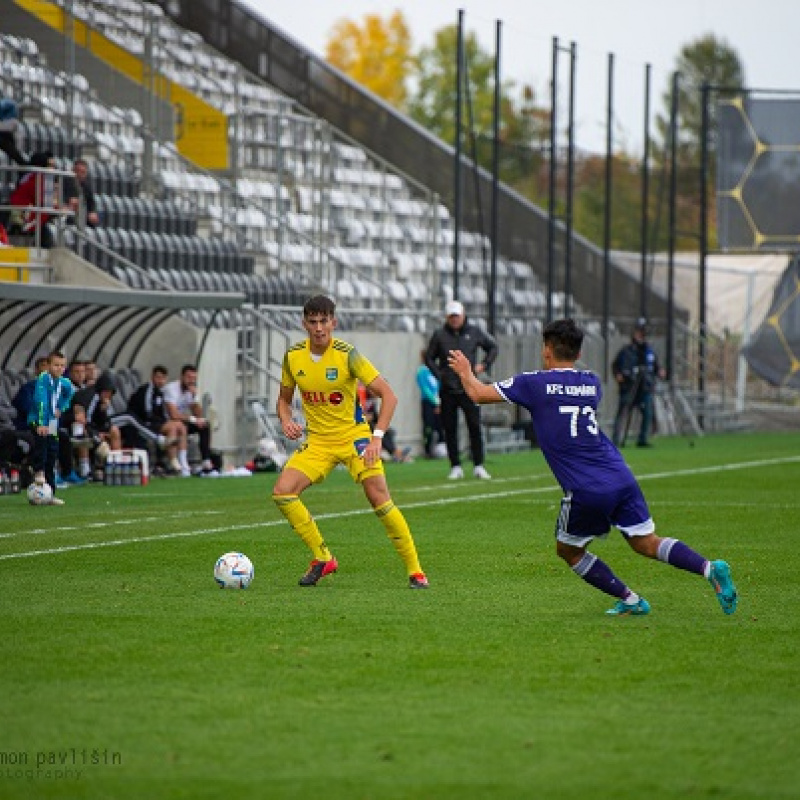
left=708, top=560, right=738, bottom=615
left=605, top=597, right=651, bottom=616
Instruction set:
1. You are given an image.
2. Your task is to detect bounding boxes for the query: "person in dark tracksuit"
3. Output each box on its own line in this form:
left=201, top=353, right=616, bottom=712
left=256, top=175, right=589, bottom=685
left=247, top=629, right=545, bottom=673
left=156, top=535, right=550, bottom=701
left=425, top=301, right=498, bottom=480
left=612, top=318, right=665, bottom=448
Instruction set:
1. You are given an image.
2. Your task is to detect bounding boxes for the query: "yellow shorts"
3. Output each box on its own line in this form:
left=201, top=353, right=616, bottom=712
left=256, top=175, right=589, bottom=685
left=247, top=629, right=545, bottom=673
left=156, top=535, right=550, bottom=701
left=284, top=430, right=385, bottom=485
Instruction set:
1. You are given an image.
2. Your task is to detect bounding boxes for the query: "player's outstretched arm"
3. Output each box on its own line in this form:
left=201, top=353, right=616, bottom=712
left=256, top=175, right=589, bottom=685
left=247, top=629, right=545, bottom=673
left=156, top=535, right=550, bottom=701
left=447, top=350, right=503, bottom=405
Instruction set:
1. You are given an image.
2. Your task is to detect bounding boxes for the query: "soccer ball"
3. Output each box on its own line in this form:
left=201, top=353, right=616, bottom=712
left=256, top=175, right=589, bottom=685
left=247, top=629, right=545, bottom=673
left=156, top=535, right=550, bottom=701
left=27, top=481, right=53, bottom=506
left=214, top=552, right=254, bottom=589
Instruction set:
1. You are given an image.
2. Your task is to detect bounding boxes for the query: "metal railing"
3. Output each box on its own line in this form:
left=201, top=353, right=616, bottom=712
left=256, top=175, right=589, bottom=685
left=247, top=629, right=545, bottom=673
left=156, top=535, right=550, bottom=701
left=667, top=319, right=794, bottom=430
left=0, top=162, right=73, bottom=256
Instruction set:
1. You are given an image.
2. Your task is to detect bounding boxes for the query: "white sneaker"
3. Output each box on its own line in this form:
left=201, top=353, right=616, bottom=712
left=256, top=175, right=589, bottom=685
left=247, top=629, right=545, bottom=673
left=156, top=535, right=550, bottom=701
left=473, top=465, right=492, bottom=480
left=49, top=497, right=65, bottom=506
left=448, top=465, right=464, bottom=480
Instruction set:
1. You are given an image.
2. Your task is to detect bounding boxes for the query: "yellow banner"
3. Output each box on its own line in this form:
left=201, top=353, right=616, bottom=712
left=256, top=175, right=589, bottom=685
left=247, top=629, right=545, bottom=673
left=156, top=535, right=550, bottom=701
left=0, top=248, right=31, bottom=282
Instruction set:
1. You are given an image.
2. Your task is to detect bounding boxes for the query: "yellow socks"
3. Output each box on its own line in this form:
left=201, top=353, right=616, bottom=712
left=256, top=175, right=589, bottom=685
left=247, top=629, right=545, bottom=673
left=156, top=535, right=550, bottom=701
left=374, top=500, right=423, bottom=576
left=273, top=495, right=332, bottom=561
left=274, top=494, right=423, bottom=576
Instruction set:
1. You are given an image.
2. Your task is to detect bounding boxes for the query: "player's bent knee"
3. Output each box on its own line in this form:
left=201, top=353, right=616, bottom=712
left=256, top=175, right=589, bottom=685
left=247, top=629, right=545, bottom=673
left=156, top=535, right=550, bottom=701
left=556, top=540, right=584, bottom=565
left=628, top=532, right=660, bottom=558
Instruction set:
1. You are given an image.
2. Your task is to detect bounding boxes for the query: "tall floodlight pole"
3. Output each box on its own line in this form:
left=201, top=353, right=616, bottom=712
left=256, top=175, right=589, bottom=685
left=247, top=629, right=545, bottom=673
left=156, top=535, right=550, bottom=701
left=640, top=63, right=651, bottom=319
left=453, top=9, right=465, bottom=301
left=603, top=53, right=614, bottom=380
left=666, top=71, right=680, bottom=382
left=65, top=0, right=75, bottom=139
left=564, top=42, right=577, bottom=319
left=489, top=20, right=502, bottom=335
left=142, top=6, right=157, bottom=196
left=699, top=82, right=710, bottom=425
left=547, top=37, right=559, bottom=323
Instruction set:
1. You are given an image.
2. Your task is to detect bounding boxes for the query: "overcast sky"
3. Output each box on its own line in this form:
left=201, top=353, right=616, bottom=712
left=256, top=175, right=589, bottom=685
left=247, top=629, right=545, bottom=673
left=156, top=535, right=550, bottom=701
left=240, top=0, right=798, bottom=154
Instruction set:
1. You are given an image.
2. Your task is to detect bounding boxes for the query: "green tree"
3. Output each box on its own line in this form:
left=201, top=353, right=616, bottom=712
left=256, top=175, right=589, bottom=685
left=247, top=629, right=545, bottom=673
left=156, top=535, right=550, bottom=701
left=326, top=11, right=413, bottom=108
left=407, top=25, right=549, bottom=189
left=655, top=33, right=746, bottom=163
left=653, top=34, right=746, bottom=249
left=574, top=152, right=644, bottom=251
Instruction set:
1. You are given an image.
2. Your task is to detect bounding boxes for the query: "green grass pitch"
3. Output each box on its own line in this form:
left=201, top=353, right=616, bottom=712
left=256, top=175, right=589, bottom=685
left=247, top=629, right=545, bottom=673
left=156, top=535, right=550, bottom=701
left=1, top=431, right=799, bottom=799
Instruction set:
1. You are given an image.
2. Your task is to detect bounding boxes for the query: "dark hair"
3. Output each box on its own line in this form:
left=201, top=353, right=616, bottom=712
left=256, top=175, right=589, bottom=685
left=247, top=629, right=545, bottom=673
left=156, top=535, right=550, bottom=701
left=48, top=350, right=65, bottom=361
left=181, top=364, right=197, bottom=375
left=152, top=365, right=168, bottom=376
left=543, top=318, right=583, bottom=361
left=29, top=151, right=54, bottom=168
left=303, top=295, right=336, bottom=317
left=0, top=99, right=18, bottom=121
left=95, top=371, right=116, bottom=394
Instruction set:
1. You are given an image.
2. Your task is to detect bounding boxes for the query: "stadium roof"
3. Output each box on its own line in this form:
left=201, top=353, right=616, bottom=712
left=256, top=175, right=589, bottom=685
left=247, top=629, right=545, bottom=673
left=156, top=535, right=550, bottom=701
left=0, top=281, right=247, bottom=370
left=0, top=282, right=246, bottom=309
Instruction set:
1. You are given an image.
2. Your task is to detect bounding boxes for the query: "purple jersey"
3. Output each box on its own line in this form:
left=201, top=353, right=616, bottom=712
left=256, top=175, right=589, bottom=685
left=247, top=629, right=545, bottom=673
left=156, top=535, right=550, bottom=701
left=494, top=368, right=637, bottom=493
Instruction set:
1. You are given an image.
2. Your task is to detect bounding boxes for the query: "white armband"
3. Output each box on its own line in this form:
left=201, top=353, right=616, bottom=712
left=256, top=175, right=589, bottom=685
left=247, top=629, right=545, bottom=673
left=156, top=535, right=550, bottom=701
left=372, top=428, right=385, bottom=439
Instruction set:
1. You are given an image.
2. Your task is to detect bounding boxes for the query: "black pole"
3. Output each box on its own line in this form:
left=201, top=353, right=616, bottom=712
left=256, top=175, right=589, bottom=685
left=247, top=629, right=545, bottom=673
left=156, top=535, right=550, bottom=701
left=640, top=63, right=651, bottom=318
left=453, top=9, right=464, bottom=300
left=489, top=19, right=501, bottom=335
left=603, top=52, right=614, bottom=381
left=666, top=71, right=679, bottom=381
left=547, top=36, right=558, bottom=323
left=699, top=82, right=710, bottom=423
left=564, top=42, right=576, bottom=319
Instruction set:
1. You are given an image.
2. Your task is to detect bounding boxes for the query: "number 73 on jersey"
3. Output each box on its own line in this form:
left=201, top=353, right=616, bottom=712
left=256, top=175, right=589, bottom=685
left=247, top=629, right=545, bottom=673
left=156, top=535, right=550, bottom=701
left=560, top=405, right=599, bottom=437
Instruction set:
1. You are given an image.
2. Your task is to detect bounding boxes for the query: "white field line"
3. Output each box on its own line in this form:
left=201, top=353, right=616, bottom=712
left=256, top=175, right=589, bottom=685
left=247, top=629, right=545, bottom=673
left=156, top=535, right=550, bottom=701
left=0, top=510, right=223, bottom=539
left=1, top=455, right=798, bottom=561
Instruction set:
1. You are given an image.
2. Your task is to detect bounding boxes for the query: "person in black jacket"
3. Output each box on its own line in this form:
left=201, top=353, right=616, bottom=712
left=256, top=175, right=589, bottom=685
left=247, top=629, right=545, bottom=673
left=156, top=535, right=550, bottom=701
left=125, top=365, right=186, bottom=473
left=62, top=158, right=100, bottom=228
left=0, top=98, right=27, bottom=167
left=425, top=301, right=498, bottom=479
left=611, top=318, right=665, bottom=448
left=61, top=371, right=122, bottom=451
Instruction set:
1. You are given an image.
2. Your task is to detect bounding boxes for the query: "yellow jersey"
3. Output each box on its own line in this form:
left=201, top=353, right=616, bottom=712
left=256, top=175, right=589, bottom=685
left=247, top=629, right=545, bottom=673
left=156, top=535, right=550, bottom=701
left=281, top=338, right=380, bottom=441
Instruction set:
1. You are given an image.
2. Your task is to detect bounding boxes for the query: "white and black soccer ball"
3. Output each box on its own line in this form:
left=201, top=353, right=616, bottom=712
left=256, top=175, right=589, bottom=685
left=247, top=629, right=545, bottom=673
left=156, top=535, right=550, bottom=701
left=27, top=481, right=53, bottom=506
left=214, top=552, right=254, bottom=589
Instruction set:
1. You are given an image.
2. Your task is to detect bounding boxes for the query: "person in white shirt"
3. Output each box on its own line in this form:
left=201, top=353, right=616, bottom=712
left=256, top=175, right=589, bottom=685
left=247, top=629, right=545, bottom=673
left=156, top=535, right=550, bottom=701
left=163, top=364, right=214, bottom=476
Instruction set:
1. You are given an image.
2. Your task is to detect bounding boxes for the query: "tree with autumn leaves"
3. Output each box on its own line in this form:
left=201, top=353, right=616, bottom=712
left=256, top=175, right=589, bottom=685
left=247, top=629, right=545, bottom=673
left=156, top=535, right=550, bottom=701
left=326, top=13, right=745, bottom=253
left=326, top=11, right=413, bottom=108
